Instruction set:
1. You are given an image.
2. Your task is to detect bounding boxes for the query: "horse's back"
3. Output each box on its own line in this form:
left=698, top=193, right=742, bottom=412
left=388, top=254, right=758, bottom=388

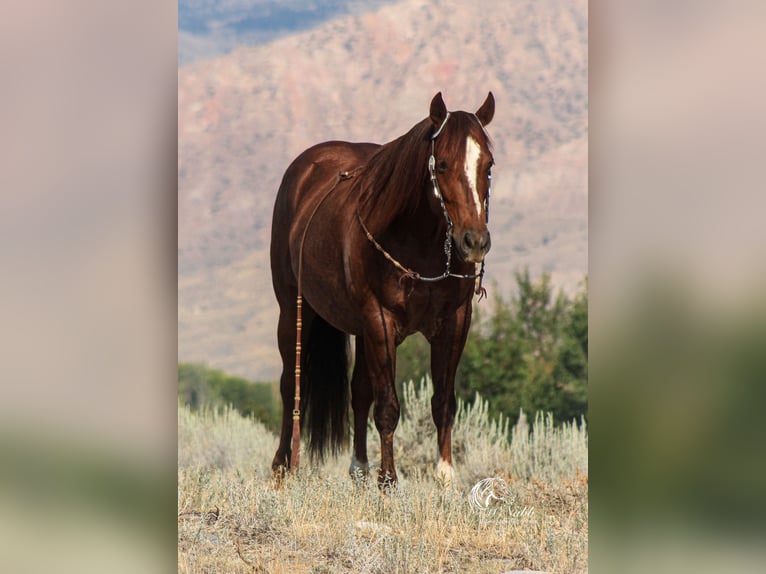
left=270, top=140, right=378, bottom=292
left=275, top=140, right=378, bottom=209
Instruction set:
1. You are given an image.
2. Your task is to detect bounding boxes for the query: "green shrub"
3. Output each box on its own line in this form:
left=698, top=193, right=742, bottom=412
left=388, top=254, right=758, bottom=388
left=367, top=376, right=587, bottom=486
left=178, top=362, right=280, bottom=431
left=397, top=269, right=588, bottom=426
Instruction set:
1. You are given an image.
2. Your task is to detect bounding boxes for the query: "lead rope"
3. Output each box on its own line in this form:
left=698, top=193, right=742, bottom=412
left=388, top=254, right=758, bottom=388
left=290, top=168, right=360, bottom=472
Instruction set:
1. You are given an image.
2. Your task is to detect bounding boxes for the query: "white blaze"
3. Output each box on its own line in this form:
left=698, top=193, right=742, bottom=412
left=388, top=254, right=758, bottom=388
left=464, top=136, right=482, bottom=216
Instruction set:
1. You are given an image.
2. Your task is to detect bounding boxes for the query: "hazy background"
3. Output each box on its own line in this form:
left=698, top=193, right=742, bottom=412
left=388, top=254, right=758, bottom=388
left=590, top=2, right=766, bottom=572
left=0, top=0, right=765, bottom=573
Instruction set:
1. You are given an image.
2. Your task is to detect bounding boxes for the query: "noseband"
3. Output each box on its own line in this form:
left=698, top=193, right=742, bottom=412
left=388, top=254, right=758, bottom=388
left=356, top=112, right=491, bottom=296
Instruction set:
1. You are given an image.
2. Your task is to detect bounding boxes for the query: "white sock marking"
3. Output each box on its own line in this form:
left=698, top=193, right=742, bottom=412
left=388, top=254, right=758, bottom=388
left=435, top=458, right=454, bottom=487
left=464, top=136, right=482, bottom=217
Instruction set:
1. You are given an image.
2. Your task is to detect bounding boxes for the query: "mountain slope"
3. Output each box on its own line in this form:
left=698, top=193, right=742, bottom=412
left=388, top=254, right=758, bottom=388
left=179, top=0, right=398, bottom=65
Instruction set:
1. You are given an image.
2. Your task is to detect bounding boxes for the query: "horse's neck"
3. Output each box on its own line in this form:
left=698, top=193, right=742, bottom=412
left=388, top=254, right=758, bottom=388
left=385, top=189, right=446, bottom=247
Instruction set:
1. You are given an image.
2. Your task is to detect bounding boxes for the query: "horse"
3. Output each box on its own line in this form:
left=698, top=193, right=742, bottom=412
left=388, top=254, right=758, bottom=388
left=270, top=92, right=495, bottom=488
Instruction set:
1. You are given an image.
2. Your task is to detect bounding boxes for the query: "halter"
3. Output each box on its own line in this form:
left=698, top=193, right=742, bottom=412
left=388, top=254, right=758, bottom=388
left=357, top=112, right=491, bottom=295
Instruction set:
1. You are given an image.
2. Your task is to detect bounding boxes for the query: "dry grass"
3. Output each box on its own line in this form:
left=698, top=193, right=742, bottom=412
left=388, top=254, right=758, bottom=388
left=178, top=379, right=587, bottom=573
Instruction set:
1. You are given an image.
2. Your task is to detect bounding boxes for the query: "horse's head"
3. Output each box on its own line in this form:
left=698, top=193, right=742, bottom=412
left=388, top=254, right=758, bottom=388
left=427, top=92, right=495, bottom=264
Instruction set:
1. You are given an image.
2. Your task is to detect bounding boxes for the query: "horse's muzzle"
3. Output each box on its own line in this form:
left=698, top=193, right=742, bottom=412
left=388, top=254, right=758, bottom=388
left=458, top=229, right=491, bottom=263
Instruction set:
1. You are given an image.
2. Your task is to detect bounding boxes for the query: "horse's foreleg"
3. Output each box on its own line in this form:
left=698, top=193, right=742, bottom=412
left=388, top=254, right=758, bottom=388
left=349, top=337, right=373, bottom=481
left=429, top=301, right=473, bottom=487
left=362, top=307, right=400, bottom=489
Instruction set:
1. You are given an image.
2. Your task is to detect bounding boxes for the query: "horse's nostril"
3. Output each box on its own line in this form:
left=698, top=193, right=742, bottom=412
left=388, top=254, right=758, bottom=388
left=462, top=231, right=489, bottom=254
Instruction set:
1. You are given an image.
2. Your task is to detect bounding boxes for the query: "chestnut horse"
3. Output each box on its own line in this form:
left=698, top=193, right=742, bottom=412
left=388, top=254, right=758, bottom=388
left=270, top=92, right=495, bottom=488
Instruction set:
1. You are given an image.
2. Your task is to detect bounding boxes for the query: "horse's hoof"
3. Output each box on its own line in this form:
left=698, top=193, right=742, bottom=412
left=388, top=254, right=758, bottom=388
left=271, top=453, right=290, bottom=487
left=377, top=469, right=398, bottom=493
left=271, top=466, right=287, bottom=489
left=271, top=463, right=286, bottom=477
left=435, top=458, right=454, bottom=488
left=349, top=456, right=370, bottom=484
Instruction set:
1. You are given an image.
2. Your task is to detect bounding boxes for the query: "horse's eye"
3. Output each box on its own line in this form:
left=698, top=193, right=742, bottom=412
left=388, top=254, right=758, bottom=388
left=437, top=160, right=448, bottom=174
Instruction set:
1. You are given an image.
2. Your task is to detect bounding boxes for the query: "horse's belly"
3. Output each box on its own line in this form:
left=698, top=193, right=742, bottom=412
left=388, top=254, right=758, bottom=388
left=302, top=283, right=360, bottom=336
left=299, top=233, right=361, bottom=336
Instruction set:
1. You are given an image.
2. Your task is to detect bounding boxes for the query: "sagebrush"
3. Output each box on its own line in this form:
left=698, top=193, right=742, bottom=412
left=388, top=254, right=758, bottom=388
left=178, top=377, right=587, bottom=573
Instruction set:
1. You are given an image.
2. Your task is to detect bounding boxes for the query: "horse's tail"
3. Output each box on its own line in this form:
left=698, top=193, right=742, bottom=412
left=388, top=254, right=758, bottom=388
left=303, top=314, right=350, bottom=461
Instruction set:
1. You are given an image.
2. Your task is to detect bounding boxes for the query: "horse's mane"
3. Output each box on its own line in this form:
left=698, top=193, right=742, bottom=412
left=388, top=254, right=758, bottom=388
left=356, top=112, right=491, bottom=235
left=356, top=118, right=432, bottom=235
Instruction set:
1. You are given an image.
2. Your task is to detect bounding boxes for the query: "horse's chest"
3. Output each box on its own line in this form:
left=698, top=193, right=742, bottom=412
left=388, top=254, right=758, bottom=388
left=392, top=281, right=464, bottom=338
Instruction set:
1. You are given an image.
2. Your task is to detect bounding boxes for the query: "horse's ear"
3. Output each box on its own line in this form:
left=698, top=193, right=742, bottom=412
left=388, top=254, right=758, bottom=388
left=430, top=92, right=448, bottom=127
left=475, top=92, right=495, bottom=126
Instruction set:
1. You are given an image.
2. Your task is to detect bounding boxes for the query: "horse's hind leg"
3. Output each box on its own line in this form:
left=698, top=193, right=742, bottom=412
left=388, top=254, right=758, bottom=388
left=349, top=336, right=373, bottom=481
left=270, top=289, right=316, bottom=478
left=271, top=297, right=297, bottom=477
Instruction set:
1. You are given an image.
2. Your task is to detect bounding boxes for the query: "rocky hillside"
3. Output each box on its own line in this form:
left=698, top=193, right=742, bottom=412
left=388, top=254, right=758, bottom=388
left=179, top=0, right=588, bottom=381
